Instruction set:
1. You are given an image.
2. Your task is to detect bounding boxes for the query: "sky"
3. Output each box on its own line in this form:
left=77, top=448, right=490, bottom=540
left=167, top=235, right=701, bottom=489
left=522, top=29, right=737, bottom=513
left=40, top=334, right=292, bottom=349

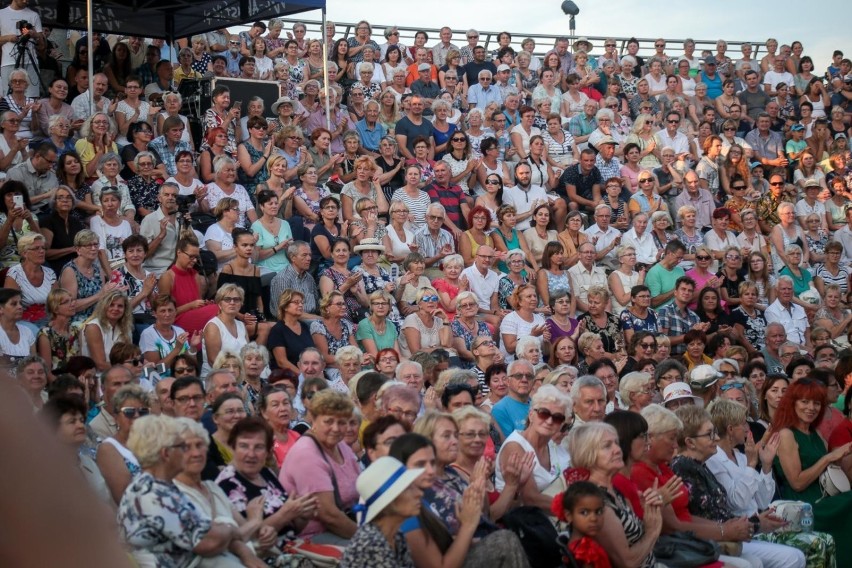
left=286, top=0, right=847, bottom=71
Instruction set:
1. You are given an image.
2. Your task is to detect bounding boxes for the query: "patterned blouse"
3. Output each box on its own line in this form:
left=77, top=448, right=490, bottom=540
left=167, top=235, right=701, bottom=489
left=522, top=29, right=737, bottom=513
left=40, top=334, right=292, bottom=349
left=670, top=455, right=736, bottom=522
left=578, top=311, right=623, bottom=352
left=603, top=486, right=656, bottom=568
left=215, top=465, right=295, bottom=534
left=118, top=472, right=211, bottom=568
left=342, top=522, right=415, bottom=568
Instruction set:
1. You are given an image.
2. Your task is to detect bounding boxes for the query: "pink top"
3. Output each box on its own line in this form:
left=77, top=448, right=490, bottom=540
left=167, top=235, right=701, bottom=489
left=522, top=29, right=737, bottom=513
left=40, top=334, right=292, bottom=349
left=279, top=435, right=360, bottom=538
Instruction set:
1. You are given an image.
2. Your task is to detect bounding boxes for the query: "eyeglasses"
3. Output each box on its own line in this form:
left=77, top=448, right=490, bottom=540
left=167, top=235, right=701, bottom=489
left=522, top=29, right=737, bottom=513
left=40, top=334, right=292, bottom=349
left=427, top=215, right=444, bottom=221
left=640, top=342, right=657, bottom=350
left=173, top=366, right=194, bottom=375
left=474, top=339, right=496, bottom=348
left=533, top=407, right=567, bottom=424
left=510, top=373, right=534, bottom=380
left=119, top=407, right=150, bottom=418
left=655, top=43, right=665, bottom=48
left=769, top=181, right=785, bottom=187
left=388, top=31, right=400, bottom=36
left=125, top=358, right=142, bottom=366
left=605, top=43, right=616, bottom=48
left=218, top=408, right=247, bottom=417
left=222, top=296, right=241, bottom=303
left=379, top=356, right=399, bottom=364
left=451, top=137, right=467, bottom=142
left=229, top=41, right=240, bottom=45
left=459, top=430, right=489, bottom=439
left=479, top=77, right=491, bottom=82
left=174, top=394, right=205, bottom=404
left=170, top=442, right=189, bottom=452
left=691, top=429, right=719, bottom=440
left=387, top=407, right=418, bottom=420
left=371, top=301, right=389, bottom=307
left=420, top=295, right=439, bottom=303
left=723, top=126, right=737, bottom=131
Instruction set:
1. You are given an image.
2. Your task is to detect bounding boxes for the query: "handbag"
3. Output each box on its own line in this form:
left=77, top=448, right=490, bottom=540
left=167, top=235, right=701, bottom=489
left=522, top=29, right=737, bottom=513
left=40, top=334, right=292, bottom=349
left=653, top=531, right=721, bottom=568
left=307, top=434, right=357, bottom=522
left=280, top=539, right=344, bottom=567
left=770, top=500, right=806, bottom=532
left=820, top=464, right=851, bottom=497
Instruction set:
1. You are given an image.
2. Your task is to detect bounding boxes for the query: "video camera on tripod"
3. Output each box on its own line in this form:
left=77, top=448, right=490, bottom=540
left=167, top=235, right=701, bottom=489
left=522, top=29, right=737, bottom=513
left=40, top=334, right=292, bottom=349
left=15, top=20, right=34, bottom=44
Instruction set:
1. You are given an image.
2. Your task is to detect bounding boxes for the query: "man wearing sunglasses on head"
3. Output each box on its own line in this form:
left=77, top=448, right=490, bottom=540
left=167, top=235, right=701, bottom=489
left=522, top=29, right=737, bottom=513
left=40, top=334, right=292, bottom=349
left=492, top=359, right=535, bottom=438
left=88, top=365, right=133, bottom=441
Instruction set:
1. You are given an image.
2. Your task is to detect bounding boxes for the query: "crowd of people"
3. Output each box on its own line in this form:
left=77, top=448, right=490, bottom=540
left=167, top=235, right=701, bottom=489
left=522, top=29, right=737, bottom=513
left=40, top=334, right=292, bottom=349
left=3, top=4, right=852, bottom=567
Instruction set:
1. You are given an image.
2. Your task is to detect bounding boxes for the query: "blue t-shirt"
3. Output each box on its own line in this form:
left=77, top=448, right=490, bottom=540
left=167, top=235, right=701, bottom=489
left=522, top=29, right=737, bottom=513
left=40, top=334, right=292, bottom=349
left=492, top=396, right=531, bottom=438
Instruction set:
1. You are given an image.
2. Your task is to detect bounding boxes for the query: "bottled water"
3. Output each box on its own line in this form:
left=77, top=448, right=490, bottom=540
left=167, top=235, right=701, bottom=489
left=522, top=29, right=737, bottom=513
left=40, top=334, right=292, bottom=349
left=799, top=503, right=814, bottom=533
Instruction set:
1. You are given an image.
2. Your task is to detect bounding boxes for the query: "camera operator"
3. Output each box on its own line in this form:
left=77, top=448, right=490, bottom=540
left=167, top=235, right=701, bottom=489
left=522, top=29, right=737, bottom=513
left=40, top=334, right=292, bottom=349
left=0, top=0, right=42, bottom=98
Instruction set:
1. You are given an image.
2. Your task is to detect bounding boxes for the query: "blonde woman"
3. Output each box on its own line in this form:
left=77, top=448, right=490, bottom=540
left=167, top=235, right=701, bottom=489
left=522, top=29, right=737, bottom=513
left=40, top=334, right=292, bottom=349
left=401, top=287, right=451, bottom=357
left=81, top=290, right=134, bottom=371
left=201, top=283, right=248, bottom=380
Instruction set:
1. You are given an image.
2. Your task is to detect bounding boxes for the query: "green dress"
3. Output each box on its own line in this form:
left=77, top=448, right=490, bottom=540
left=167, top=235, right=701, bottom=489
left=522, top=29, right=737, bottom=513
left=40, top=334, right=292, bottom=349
left=771, top=428, right=852, bottom=565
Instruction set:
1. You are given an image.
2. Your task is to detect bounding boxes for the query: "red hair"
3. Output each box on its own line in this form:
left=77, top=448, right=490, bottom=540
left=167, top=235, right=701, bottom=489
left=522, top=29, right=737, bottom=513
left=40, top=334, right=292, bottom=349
left=467, top=205, right=493, bottom=229
left=376, top=348, right=400, bottom=365
left=770, top=379, right=828, bottom=434
left=205, top=127, right=226, bottom=148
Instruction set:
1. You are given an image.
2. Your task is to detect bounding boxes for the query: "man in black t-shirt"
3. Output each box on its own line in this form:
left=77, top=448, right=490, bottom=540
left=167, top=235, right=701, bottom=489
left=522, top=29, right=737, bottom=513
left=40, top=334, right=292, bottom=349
left=394, top=95, right=435, bottom=159
left=463, top=45, right=497, bottom=89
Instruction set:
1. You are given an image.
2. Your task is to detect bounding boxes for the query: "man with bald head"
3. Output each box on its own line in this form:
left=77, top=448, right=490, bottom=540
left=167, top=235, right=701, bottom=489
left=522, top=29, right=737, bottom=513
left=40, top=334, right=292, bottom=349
left=461, top=245, right=503, bottom=322
left=71, top=72, right=113, bottom=121
left=761, top=322, right=788, bottom=375
left=674, top=170, right=715, bottom=229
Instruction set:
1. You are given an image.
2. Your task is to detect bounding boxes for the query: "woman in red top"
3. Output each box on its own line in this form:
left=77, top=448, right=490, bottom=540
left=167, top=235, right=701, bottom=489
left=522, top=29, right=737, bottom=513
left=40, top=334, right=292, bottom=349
left=260, top=384, right=300, bottom=468
left=157, top=237, right=217, bottom=334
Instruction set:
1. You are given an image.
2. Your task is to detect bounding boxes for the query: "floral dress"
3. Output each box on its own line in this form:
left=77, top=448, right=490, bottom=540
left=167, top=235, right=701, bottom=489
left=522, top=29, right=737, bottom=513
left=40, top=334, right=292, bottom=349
left=320, top=268, right=365, bottom=322
left=117, top=472, right=211, bottom=568
left=295, top=185, right=331, bottom=220
left=343, top=522, right=415, bottom=568
left=237, top=141, right=269, bottom=201
left=498, top=275, right=528, bottom=310
left=202, top=108, right=238, bottom=155
left=65, top=261, right=103, bottom=323
left=451, top=319, right=491, bottom=368
left=215, top=465, right=296, bottom=538
left=309, top=319, right=356, bottom=357
left=36, top=326, right=79, bottom=372
left=578, top=311, right=623, bottom=352
left=128, top=176, right=162, bottom=215
left=354, top=264, right=402, bottom=330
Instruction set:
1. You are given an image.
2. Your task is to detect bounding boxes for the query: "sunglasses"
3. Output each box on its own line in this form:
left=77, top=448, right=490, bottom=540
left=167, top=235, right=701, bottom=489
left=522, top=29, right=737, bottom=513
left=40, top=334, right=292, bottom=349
left=720, top=382, right=745, bottom=392
left=420, top=295, right=439, bottom=302
left=125, top=358, right=142, bottom=366
left=534, top=407, right=567, bottom=424
left=695, top=255, right=711, bottom=261
left=639, top=178, right=654, bottom=183
left=120, top=407, right=151, bottom=419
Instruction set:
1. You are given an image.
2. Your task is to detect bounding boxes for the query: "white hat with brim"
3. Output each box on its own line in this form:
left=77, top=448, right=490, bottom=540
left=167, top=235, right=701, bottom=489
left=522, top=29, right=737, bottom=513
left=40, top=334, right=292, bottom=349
left=573, top=37, right=593, bottom=52
left=353, top=238, right=386, bottom=253
left=662, top=381, right=703, bottom=407
left=354, top=457, right=424, bottom=524
left=271, top=96, right=294, bottom=114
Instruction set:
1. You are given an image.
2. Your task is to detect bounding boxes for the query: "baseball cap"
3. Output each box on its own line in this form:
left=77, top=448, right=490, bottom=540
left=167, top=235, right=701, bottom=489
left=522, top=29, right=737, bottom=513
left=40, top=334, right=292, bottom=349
left=689, top=365, right=722, bottom=392
left=417, top=63, right=431, bottom=72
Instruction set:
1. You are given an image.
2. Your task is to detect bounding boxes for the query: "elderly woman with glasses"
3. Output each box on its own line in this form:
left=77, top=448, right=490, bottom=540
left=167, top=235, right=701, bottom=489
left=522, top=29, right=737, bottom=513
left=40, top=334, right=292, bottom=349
left=3, top=233, right=55, bottom=330
left=451, top=291, right=492, bottom=364
left=356, top=290, right=400, bottom=360
left=401, top=286, right=451, bottom=357
left=0, top=111, right=27, bottom=175
left=200, top=283, right=249, bottom=380
left=118, top=414, right=248, bottom=567
left=58, top=229, right=122, bottom=324
left=667, top=405, right=810, bottom=568
left=96, top=384, right=147, bottom=504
